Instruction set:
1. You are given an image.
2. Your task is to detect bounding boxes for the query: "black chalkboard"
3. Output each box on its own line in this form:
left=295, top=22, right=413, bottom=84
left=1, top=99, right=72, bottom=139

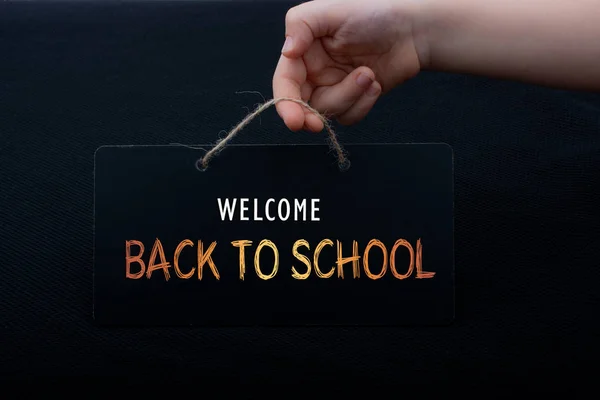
left=93, top=143, right=454, bottom=326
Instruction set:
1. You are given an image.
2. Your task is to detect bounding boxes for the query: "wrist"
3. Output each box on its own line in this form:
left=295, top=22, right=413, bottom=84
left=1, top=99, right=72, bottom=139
left=408, top=0, right=435, bottom=71
left=406, top=0, right=448, bottom=71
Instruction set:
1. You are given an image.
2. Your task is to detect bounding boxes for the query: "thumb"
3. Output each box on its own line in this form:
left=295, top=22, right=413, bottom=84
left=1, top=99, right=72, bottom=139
left=282, top=1, right=337, bottom=58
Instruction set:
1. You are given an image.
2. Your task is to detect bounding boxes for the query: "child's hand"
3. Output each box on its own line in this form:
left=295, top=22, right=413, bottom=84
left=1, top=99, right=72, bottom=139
left=273, top=0, right=600, bottom=133
left=272, top=0, right=423, bottom=132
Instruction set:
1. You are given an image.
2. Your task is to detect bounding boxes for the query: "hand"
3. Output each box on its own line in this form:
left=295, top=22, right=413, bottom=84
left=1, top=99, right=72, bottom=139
left=272, top=0, right=423, bottom=132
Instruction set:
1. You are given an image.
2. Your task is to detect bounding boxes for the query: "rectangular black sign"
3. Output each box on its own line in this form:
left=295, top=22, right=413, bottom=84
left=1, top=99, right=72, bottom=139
left=93, top=143, right=454, bottom=326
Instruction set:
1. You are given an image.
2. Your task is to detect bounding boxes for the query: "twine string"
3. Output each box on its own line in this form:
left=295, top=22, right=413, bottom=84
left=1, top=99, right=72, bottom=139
left=197, top=98, right=349, bottom=171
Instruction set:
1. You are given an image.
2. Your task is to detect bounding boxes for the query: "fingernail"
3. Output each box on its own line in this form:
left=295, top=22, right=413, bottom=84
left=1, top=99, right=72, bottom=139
left=356, top=73, right=373, bottom=89
left=367, top=82, right=380, bottom=96
left=282, top=36, right=293, bottom=53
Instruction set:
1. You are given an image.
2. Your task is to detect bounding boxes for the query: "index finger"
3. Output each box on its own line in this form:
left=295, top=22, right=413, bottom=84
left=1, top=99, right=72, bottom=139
left=273, top=53, right=307, bottom=132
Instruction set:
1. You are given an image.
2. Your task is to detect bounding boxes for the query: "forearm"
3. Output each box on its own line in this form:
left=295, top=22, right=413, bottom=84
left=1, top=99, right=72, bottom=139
left=413, top=0, right=600, bottom=91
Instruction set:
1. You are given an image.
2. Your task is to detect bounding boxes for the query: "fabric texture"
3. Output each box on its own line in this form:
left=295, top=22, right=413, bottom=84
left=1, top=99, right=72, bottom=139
left=1, top=0, right=599, bottom=384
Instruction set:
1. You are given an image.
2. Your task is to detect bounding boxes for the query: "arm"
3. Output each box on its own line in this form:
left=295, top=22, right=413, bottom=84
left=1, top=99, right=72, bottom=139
left=414, top=0, right=600, bottom=91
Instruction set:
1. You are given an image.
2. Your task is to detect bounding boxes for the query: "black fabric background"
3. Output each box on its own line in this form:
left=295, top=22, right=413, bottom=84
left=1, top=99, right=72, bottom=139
left=1, top=0, right=599, bottom=384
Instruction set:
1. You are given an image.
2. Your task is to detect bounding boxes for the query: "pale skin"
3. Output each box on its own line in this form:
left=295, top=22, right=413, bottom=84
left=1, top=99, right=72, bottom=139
left=272, top=0, right=600, bottom=133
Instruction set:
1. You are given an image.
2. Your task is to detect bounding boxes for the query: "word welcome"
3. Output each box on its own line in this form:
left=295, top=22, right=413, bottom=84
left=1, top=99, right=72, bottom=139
left=125, top=238, right=435, bottom=281
left=217, top=198, right=320, bottom=222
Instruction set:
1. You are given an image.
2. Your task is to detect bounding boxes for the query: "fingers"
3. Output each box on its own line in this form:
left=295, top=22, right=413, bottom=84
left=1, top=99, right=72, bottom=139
left=300, top=81, right=313, bottom=101
left=282, top=1, right=339, bottom=59
left=337, top=80, right=382, bottom=126
left=273, top=59, right=380, bottom=130
left=302, top=39, right=349, bottom=86
left=300, top=82, right=324, bottom=132
left=304, top=112, right=325, bottom=133
left=272, top=54, right=324, bottom=132
left=274, top=0, right=347, bottom=132
left=309, top=66, right=376, bottom=116
left=273, top=54, right=307, bottom=132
